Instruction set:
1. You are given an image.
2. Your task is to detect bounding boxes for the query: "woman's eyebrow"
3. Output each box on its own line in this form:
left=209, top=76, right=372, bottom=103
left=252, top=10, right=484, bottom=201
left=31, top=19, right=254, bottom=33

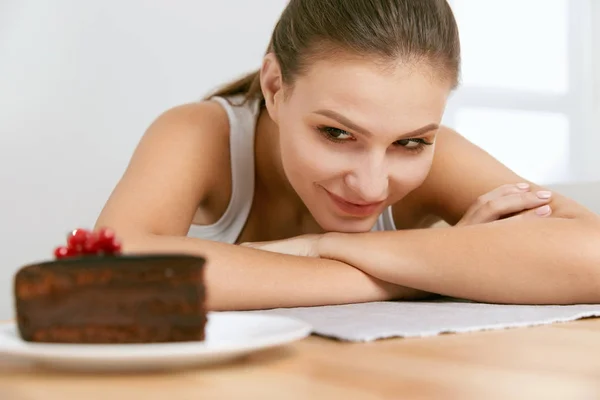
left=313, top=109, right=439, bottom=138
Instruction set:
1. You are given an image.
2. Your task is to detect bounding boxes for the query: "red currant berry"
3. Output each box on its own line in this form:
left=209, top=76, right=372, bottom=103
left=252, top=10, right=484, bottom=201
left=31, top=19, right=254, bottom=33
left=82, top=233, right=101, bottom=254
left=67, top=228, right=90, bottom=250
left=96, top=227, right=116, bottom=250
left=54, top=246, right=70, bottom=259
left=103, top=238, right=122, bottom=255
left=111, top=239, right=122, bottom=254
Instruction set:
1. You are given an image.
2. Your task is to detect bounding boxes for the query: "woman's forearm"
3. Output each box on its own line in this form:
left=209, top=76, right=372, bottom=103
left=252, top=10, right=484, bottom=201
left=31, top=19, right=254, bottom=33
left=122, top=234, right=431, bottom=310
left=319, top=217, right=600, bottom=305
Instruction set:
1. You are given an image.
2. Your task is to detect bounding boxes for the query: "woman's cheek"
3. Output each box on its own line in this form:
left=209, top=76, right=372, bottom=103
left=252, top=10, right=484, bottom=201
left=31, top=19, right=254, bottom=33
left=286, top=135, right=348, bottom=176
left=388, top=155, right=434, bottom=197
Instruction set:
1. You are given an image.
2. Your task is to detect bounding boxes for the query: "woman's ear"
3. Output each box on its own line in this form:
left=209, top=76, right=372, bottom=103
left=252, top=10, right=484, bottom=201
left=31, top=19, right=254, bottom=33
left=260, top=53, right=284, bottom=123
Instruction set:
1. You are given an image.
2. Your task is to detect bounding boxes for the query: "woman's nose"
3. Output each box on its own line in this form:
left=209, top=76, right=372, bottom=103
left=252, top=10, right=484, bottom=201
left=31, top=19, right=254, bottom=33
left=344, top=157, right=389, bottom=202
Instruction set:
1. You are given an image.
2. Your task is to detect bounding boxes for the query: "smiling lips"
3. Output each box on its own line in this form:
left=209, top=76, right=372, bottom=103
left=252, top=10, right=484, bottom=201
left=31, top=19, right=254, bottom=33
left=324, top=189, right=384, bottom=217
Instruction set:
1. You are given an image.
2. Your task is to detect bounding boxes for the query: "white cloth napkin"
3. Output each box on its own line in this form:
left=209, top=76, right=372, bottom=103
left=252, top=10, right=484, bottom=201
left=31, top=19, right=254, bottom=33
left=250, top=298, right=600, bottom=342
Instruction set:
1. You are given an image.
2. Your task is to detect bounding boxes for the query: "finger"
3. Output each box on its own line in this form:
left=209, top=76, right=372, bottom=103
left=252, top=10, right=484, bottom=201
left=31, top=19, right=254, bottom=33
left=240, top=242, right=266, bottom=249
left=476, top=183, right=531, bottom=205
left=458, top=183, right=530, bottom=225
left=241, top=241, right=282, bottom=253
left=505, top=204, right=553, bottom=221
left=472, top=190, right=552, bottom=223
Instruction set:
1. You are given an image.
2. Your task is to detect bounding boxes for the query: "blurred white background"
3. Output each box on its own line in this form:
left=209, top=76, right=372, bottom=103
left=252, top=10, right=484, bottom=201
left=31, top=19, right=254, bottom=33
left=1, top=0, right=599, bottom=319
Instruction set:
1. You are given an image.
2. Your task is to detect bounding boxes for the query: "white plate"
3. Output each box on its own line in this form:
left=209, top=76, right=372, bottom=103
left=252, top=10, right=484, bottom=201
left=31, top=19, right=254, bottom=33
left=0, top=312, right=312, bottom=371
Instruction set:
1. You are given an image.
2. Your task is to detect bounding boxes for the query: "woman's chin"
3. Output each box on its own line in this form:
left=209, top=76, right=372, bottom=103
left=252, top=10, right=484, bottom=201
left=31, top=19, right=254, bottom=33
left=316, top=215, right=378, bottom=234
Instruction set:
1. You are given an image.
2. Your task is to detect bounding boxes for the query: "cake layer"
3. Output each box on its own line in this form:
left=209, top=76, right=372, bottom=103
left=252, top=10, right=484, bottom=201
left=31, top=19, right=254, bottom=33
left=14, top=254, right=207, bottom=343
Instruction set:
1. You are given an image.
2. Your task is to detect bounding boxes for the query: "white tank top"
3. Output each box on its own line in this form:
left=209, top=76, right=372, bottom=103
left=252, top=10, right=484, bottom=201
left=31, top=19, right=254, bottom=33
left=187, top=95, right=397, bottom=244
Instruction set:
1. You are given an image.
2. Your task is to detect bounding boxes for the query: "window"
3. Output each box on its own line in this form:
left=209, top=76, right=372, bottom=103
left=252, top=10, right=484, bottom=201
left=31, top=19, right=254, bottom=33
left=443, top=0, right=595, bottom=184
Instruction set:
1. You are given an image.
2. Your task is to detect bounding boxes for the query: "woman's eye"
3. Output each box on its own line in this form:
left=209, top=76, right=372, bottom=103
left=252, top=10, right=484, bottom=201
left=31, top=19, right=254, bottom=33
left=394, top=138, right=434, bottom=152
left=319, top=126, right=354, bottom=141
left=396, top=139, right=420, bottom=148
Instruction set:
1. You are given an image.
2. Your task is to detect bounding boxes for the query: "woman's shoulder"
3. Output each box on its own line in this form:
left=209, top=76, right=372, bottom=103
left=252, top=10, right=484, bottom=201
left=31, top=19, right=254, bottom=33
left=96, top=99, right=236, bottom=234
left=392, top=124, right=533, bottom=228
left=145, top=99, right=233, bottom=191
left=154, top=99, right=236, bottom=218
left=149, top=99, right=231, bottom=140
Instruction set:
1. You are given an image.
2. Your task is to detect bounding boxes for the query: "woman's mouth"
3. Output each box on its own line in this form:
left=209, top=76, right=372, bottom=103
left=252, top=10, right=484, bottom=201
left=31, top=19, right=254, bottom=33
left=323, top=189, right=385, bottom=217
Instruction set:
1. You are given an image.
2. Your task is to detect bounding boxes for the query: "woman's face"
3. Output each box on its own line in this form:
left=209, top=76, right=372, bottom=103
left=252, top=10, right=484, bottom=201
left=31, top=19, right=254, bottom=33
left=270, top=56, right=452, bottom=233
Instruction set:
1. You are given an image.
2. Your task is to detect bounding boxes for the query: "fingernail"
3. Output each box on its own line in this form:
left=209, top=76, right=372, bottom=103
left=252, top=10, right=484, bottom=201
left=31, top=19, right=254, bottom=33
left=536, top=191, right=552, bottom=199
left=516, top=183, right=530, bottom=190
left=536, top=205, right=551, bottom=215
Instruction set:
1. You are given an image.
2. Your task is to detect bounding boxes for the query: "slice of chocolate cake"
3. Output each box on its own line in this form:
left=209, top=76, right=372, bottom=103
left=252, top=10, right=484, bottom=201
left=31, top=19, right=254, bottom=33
left=14, top=254, right=207, bottom=344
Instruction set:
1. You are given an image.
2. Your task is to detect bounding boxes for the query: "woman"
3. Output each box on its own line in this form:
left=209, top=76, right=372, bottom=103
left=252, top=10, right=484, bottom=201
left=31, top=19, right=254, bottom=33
left=95, top=0, right=600, bottom=310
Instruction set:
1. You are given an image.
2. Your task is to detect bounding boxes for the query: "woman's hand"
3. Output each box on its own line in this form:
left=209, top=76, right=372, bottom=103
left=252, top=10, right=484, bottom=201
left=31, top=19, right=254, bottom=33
left=456, top=183, right=552, bottom=226
left=240, top=234, right=322, bottom=257
left=241, top=235, right=436, bottom=301
left=241, top=183, right=553, bottom=257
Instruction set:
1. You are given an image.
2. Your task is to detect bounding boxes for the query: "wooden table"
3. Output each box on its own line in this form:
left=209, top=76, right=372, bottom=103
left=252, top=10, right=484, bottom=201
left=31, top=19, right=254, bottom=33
left=2, top=318, right=600, bottom=400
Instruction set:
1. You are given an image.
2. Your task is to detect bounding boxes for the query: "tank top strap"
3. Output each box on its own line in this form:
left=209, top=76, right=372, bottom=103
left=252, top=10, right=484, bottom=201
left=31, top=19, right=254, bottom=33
left=187, top=95, right=261, bottom=243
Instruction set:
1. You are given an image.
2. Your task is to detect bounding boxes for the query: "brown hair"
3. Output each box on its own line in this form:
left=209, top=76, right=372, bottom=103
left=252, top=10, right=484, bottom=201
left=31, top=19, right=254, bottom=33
left=205, top=0, right=460, bottom=105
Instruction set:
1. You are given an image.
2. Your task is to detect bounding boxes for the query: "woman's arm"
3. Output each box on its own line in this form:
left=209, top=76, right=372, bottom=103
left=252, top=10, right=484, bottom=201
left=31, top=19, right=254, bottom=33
left=122, top=233, right=429, bottom=310
left=319, top=127, right=600, bottom=305
left=319, top=216, right=600, bottom=305
left=96, top=101, right=429, bottom=310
